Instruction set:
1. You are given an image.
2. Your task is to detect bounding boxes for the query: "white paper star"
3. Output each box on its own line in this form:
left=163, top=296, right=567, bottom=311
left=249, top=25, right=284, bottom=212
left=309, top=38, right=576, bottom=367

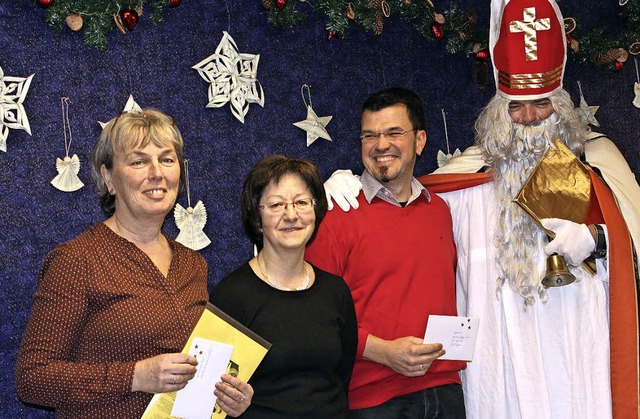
left=575, top=81, right=600, bottom=127
left=99, top=95, right=142, bottom=128
left=293, top=106, right=333, bottom=146
left=192, top=32, right=264, bottom=124
left=0, top=66, right=34, bottom=152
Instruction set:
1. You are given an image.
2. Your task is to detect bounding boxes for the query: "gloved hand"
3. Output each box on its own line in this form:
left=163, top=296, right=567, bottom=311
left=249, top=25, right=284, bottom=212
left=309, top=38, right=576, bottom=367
left=324, top=169, right=362, bottom=212
left=541, top=218, right=596, bottom=266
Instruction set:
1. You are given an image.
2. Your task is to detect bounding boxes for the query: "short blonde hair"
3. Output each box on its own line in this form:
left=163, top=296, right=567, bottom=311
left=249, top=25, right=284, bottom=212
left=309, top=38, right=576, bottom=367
left=91, top=109, right=185, bottom=216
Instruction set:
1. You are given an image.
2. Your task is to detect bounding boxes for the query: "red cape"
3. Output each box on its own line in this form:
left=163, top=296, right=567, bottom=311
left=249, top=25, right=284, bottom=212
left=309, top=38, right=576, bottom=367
left=418, top=171, right=640, bottom=419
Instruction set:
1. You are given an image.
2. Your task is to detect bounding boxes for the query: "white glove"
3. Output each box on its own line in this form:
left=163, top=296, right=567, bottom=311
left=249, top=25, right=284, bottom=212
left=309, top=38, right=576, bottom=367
left=541, top=218, right=596, bottom=266
left=324, top=169, right=362, bottom=212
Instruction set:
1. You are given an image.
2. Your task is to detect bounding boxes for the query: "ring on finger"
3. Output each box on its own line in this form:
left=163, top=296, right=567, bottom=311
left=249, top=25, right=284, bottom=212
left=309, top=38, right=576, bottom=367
left=239, top=394, right=245, bottom=403
left=419, top=363, right=424, bottom=370
left=172, top=373, right=177, bottom=385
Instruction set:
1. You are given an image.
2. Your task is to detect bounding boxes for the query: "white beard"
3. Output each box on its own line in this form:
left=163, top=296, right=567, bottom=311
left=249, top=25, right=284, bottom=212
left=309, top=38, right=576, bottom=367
left=489, top=114, right=561, bottom=305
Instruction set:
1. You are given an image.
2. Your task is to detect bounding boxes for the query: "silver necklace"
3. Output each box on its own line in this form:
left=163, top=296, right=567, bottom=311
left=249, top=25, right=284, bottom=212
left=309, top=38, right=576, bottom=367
left=258, top=253, right=311, bottom=291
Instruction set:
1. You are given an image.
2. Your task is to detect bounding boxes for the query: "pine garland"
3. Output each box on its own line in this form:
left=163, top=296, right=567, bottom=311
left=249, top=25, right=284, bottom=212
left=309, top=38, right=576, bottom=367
left=263, top=0, right=640, bottom=70
left=41, top=0, right=172, bottom=50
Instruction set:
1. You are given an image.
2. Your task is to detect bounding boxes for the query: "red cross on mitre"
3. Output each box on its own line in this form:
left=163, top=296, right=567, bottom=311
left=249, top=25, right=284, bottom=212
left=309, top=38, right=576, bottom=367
left=491, top=0, right=566, bottom=100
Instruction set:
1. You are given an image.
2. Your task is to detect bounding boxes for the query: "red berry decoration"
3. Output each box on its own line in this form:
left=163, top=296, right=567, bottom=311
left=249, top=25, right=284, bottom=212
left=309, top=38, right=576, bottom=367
left=36, top=0, right=54, bottom=7
left=430, top=22, right=444, bottom=40
left=610, top=61, right=624, bottom=72
left=168, top=0, right=181, bottom=7
left=328, top=31, right=336, bottom=40
left=275, top=0, right=287, bottom=10
left=120, top=9, right=139, bottom=31
left=475, top=49, right=489, bottom=61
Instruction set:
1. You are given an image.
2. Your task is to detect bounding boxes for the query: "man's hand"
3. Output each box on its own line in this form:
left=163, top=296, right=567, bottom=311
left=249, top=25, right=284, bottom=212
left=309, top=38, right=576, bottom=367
left=363, top=335, right=446, bottom=377
left=541, top=218, right=596, bottom=266
left=324, top=169, right=362, bottom=211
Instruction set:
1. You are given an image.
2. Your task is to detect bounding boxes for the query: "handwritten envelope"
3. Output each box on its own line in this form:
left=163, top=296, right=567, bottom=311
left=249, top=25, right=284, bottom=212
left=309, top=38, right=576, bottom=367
left=171, top=337, right=234, bottom=419
left=423, top=315, right=480, bottom=362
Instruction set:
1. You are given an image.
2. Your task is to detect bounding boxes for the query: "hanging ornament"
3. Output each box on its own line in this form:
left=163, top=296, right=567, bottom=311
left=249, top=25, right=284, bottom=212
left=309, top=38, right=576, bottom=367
left=65, top=14, right=83, bottom=32
left=633, top=58, right=640, bottom=109
left=99, top=94, right=142, bottom=129
left=120, top=9, right=139, bottom=31
left=369, top=0, right=389, bottom=35
left=293, top=84, right=333, bottom=147
left=275, top=0, right=287, bottom=10
left=192, top=32, right=264, bottom=124
left=575, top=81, right=600, bottom=127
left=51, top=97, right=84, bottom=192
left=36, top=0, right=54, bottom=8
left=327, top=31, right=336, bottom=40
left=436, top=109, right=461, bottom=168
left=168, top=0, right=181, bottom=7
left=0, top=66, right=34, bottom=152
left=431, top=21, right=444, bottom=40
left=174, top=160, right=211, bottom=251
left=262, top=0, right=274, bottom=8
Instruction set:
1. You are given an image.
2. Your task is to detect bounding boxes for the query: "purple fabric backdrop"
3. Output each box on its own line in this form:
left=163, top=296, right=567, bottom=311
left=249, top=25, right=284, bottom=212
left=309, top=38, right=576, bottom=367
left=1, top=1, right=638, bottom=417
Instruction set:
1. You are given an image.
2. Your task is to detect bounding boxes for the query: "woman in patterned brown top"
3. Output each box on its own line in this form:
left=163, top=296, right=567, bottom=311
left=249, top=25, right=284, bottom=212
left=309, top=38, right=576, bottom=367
left=15, top=109, right=253, bottom=418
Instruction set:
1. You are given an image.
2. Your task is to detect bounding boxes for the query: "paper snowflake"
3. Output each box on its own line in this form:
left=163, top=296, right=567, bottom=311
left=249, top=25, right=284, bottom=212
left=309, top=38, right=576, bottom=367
left=0, top=66, right=34, bottom=152
left=192, top=32, right=264, bottom=124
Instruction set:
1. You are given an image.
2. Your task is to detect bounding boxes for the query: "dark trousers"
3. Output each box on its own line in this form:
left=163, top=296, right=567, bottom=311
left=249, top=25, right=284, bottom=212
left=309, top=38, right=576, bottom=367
left=350, top=383, right=465, bottom=419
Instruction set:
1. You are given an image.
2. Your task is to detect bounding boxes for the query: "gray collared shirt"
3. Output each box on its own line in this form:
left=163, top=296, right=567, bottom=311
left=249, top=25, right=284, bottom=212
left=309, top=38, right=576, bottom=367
left=360, top=170, right=431, bottom=206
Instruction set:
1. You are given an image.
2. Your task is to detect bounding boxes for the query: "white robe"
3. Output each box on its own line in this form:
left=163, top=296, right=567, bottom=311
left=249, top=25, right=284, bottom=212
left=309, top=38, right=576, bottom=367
left=433, top=135, right=640, bottom=419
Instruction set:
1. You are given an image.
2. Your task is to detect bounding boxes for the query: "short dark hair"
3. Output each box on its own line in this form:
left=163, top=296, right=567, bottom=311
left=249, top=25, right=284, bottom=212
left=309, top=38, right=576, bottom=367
left=241, top=155, right=328, bottom=250
left=361, top=87, right=426, bottom=131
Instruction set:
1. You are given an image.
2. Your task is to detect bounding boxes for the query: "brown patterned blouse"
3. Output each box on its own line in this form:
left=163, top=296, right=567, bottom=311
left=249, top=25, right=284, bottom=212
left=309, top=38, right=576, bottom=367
left=15, top=222, right=208, bottom=418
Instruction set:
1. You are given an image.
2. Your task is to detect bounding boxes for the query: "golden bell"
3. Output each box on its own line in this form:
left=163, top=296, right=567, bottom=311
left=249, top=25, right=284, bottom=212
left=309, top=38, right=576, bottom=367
left=542, top=253, right=576, bottom=287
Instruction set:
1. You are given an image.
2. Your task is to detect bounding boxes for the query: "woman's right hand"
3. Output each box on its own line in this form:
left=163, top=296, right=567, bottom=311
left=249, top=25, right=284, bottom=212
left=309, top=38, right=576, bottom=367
left=132, top=353, right=198, bottom=393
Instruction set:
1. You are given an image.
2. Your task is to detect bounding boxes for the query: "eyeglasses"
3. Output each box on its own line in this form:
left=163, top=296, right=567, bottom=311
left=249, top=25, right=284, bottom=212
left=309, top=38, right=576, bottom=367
left=360, top=128, right=417, bottom=143
left=258, top=198, right=317, bottom=214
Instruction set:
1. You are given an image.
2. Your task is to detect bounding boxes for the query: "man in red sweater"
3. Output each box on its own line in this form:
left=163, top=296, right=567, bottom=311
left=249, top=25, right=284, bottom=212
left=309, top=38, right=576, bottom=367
left=305, top=87, right=466, bottom=418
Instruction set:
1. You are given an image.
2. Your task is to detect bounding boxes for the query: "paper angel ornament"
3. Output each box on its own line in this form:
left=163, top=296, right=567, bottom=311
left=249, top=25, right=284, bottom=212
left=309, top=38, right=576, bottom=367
left=52, top=97, right=84, bottom=192
left=51, top=154, right=84, bottom=192
left=436, top=109, right=461, bottom=168
left=192, top=32, right=264, bottom=124
left=99, top=95, right=142, bottom=128
left=173, top=160, right=211, bottom=251
left=0, top=66, right=34, bottom=152
left=293, top=85, right=332, bottom=147
left=175, top=201, right=211, bottom=251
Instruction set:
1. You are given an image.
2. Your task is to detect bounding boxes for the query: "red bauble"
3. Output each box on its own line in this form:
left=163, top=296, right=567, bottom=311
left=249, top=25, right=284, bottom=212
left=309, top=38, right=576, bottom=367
left=36, top=0, right=54, bottom=8
left=120, top=9, right=138, bottom=31
left=275, top=0, right=287, bottom=10
left=168, top=0, right=181, bottom=7
left=430, top=22, right=444, bottom=40
left=475, top=49, right=489, bottom=61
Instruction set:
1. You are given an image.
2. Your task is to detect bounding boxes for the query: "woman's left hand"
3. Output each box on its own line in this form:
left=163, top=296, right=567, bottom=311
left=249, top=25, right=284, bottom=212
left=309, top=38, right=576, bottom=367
left=214, top=373, right=254, bottom=417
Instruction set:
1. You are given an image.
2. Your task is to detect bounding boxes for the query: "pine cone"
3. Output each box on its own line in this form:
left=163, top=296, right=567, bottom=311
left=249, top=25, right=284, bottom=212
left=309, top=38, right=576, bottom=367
left=370, top=0, right=384, bottom=35
left=262, top=0, right=273, bottom=9
left=458, top=10, right=477, bottom=41
left=591, top=48, right=626, bottom=65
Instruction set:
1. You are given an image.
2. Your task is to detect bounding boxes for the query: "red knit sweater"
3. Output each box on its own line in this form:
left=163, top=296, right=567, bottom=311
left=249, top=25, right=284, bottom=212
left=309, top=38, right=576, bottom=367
left=306, top=193, right=465, bottom=409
